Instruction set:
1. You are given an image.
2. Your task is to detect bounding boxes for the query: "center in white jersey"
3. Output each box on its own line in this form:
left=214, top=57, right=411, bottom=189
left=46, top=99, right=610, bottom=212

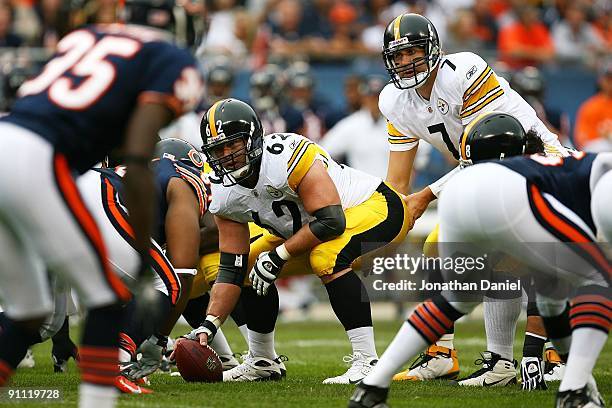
left=209, top=133, right=382, bottom=239
left=380, top=51, right=566, bottom=158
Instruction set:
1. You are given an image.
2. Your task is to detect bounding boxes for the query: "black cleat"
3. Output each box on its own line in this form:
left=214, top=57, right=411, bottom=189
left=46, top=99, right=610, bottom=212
left=348, top=383, right=389, bottom=408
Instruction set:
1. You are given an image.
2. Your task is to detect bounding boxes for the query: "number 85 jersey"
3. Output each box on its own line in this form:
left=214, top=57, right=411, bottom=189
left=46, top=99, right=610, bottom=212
left=2, top=24, right=203, bottom=174
left=380, top=52, right=566, bottom=159
left=209, top=133, right=382, bottom=239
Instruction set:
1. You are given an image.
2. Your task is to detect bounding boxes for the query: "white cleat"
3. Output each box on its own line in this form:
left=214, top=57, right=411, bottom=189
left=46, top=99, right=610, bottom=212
left=322, top=352, right=378, bottom=385
left=219, top=354, right=240, bottom=371
left=393, top=345, right=459, bottom=381
left=544, top=348, right=566, bottom=382
left=457, top=351, right=517, bottom=387
left=222, top=353, right=284, bottom=382
left=17, top=349, right=35, bottom=369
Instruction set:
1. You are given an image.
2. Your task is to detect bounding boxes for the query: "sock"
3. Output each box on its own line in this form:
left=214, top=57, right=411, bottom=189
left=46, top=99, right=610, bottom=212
left=365, top=296, right=464, bottom=388
left=363, top=322, right=428, bottom=388
left=436, top=333, right=454, bottom=349
left=0, top=316, right=42, bottom=383
left=522, top=332, right=546, bottom=358
left=243, top=285, right=278, bottom=334
left=80, top=305, right=122, bottom=389
left=483, top=296, right=521, bottom=360
left=210, top=328, right=233, bottom=357
left=248, top=330, right=276, bottom=360
left=325, top=271, right=372, bottom=330
left=346, top=327, right=377, bottom=358
left=237, top=325, right=249, bottom=343
left=559, top=327, right=607, bottom=391
left=79, top=382, right=118, bottom=408
left=538, top=296, right=571, bottom=359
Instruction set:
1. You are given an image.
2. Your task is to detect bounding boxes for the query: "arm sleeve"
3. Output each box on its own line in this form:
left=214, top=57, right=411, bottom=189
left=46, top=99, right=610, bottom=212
left=459, top=54, right=506, bottom=124
left=428, top=166, right=462, bottom=198
left=286, top=139, right=331, bottom=191
left=386, top=119, right=419, bottom=152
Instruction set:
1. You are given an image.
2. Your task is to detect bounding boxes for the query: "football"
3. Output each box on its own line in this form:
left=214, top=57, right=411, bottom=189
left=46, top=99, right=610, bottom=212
left=174, top=339, right=223, bottom=383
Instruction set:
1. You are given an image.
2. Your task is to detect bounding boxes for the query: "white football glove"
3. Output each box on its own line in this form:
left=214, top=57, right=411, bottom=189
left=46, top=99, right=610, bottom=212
left=520, top=356, right=547, bottom=391
left=249, top=249, right=286, bottom=296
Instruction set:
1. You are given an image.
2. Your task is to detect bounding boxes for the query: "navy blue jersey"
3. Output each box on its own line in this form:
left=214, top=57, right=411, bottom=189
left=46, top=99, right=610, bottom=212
left=2, top=24, right=203, bottom=173
left=97, top=158, right=207, bottom=245
left=497, top=152, right=598, bottom=231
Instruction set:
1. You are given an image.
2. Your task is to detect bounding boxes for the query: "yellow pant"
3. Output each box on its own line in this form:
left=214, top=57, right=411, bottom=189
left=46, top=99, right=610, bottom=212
left=191, top=183, right=410, bottom=298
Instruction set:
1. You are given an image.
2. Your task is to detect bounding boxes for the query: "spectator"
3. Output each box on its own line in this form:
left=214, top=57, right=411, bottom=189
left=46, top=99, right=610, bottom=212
left=197, top=0, right=249, bottom=63
left=444, top=8, right=487, bottom=53
left=321, top=75, right=389, bottom=178
left=323, top=1, right=368, bottom=58
left=574, top=60, right=612, bottom=151
left=592, top=7, right=611, bottom=48
left=552, top=4, right=606, bottom=65
left=249, top=64, right=304, bottom=134
left=472, top=0, right=499, bottom=48
left=0, top=1, right=22, bottom=48
left=202, top=58, right=235, bottom=109
left=360, top=0, right=395, bottom=52
left=498, top=5, right=555, bottom=68
left=33, top=0, right=71, bottom=50
left=265, top=0, right=310, bottom=58
left=343, top=73, right=364, bottom=115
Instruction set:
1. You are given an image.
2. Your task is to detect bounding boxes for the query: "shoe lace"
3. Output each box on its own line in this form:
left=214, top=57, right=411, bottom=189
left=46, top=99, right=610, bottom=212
left=408, top=353, right=434, bottom=370
left=461, top=354, right=493, bottom=380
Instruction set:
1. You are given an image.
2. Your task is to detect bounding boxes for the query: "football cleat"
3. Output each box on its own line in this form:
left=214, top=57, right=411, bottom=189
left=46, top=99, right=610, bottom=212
left=222, top=353, right=284, bottom=382
left=17, top=349, right=35, bottom=369
left=348, top=382, right=389, bottom=408
left=392, top=345, right=459, bottom=381
left=219, top=353, right=240, bottom=371
left=555, top=385, right=604, bottom=408
left=115, top=375, right=153, bottom=394
left=323, top=353, right=378, bottom=385
left=457, top=351, right=517, bottom=387
left=520, top=356, right=547, bottom=391
left=544, top=348, right=566, bottom=382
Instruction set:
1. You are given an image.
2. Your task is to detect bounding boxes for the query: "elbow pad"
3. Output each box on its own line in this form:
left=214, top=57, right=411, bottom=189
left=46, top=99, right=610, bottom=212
left=215, top=252, right=248, bottom=286
left=308, top=204, right=346, bottom=241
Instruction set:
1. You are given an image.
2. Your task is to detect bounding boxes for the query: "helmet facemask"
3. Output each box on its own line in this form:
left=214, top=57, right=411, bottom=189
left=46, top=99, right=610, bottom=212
left=383, top=37, right=440, bottom=90
left=203, top=131, right=262, bottom=187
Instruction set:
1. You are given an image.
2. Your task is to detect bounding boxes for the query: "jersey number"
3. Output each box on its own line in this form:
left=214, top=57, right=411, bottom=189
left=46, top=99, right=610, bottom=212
left=251, top=200, right=302, bottom=238
left=266, top=134, right=291, bottom=155
left=19, top=30, right=141, bottom=110
left=427, top=123, right=459, bottom=160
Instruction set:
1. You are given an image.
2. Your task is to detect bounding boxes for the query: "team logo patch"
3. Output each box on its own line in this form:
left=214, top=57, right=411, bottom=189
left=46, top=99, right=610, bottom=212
left=206, top=356, right=219, bottom=371
left=188, top=149, right=204, bottom=168
left=466, top=65, right=477, bottom=80
left=266, top=186, right=283, bottom=199
left=437, top=98, right=449, bottom=115
left=289, top=140, right=298, bottom=150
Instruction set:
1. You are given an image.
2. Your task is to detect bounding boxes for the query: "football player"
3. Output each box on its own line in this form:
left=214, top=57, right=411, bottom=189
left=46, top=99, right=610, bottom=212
left=0, top=0, right=203, bottom=406
left=349, top=112, right=610, bottom=408
left=379, top=13, right=568, bottom=384
left=176, top=98, right=410, bottom=384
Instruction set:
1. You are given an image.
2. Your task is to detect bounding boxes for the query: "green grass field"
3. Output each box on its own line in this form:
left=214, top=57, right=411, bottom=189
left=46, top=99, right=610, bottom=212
left=4, top=319, right=611, bottom=407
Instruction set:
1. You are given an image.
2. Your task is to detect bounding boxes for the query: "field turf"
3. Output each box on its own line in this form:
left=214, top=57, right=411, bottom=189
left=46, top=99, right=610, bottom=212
left=5, top=319, right=611, bottom=407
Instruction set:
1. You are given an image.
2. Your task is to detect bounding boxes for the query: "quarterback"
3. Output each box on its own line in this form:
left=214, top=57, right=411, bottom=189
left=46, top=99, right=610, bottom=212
left=378, top=13, right=567, bottom=385
left=178, top=98, right=410, bottom=384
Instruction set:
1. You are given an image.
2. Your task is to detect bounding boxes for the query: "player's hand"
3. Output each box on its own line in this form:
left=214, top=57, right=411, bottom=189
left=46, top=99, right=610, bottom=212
left=520, top=357, right=547, bottom=391
left=125, top=335, right=167, bottom=380
left=169, top=328, right=211, bottom=360
left=405, top=188, right=435, bottom=230
left=249, top=249, right=286, bottom=296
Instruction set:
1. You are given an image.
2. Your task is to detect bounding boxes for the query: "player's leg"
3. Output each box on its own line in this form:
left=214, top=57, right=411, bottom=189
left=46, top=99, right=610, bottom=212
left=393, top=225, right=460, bottom=382
left=316, top=183, right=409, bottom=384
left=591, top=167, right=612, bottom=242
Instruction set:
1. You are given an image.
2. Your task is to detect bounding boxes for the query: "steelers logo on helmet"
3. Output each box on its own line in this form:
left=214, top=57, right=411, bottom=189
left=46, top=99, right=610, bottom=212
left=382, top=13, right=441, bottom=90
left=458, top=112, right=529, bottom=168
left=200, top=99, right=264, bottom=186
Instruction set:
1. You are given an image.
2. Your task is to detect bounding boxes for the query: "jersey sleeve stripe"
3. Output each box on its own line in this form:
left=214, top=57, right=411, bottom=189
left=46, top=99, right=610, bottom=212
left=175, top=165, right=207, bottom=217
left=388, top=136, right=419, bottom=144
left=138, top=92, right=183, bottom=117
left=287, top=143, right=329, bottom=191
left=460, top=88, right=505, bottom=119
left=287, top=141, right=313, bottom=176
left=462, top=71, right=502, bottom=111
left=387, top=120, right=406, bottom=137
left=287, top=139, right=310, bottom=172
left=463, top=66, right=492, bottom=100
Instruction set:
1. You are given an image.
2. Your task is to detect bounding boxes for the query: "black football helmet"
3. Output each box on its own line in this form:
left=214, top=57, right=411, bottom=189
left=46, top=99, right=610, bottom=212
left=459, top=112, right=528, bottom=167
left=154, top=138, right=204, bottom=170
left=200, top=99, right=263, bottom=186
left=382, top=13, right=441, bottom=90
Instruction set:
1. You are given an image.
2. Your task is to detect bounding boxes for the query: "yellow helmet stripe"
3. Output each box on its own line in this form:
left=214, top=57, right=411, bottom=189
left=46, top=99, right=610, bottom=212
left=207, top=100, right=223, bottom=139
left=393, top=15, right=403, bottom=41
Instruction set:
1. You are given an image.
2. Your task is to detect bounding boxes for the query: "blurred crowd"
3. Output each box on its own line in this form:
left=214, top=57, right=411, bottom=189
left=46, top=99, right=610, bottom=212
left=0, top=0, right=610, bottom=179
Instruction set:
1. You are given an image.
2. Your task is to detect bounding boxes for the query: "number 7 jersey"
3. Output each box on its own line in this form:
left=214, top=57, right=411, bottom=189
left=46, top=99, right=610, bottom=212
left=209, top=133, right=382, bottom=239
left=1, top=24, right=203, bottom=173
left=380, top=52, right=566, bottom=158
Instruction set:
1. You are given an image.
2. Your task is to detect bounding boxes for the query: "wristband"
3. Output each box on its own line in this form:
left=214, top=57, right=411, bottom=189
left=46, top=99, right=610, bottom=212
left=275, top=244, right=291, bottom=261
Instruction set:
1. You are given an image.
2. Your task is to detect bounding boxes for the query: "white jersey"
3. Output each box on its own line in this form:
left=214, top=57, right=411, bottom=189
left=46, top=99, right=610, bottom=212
left=210, top=133, right=382, bottom=239
left=379, top=52, right=566, bottom=158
